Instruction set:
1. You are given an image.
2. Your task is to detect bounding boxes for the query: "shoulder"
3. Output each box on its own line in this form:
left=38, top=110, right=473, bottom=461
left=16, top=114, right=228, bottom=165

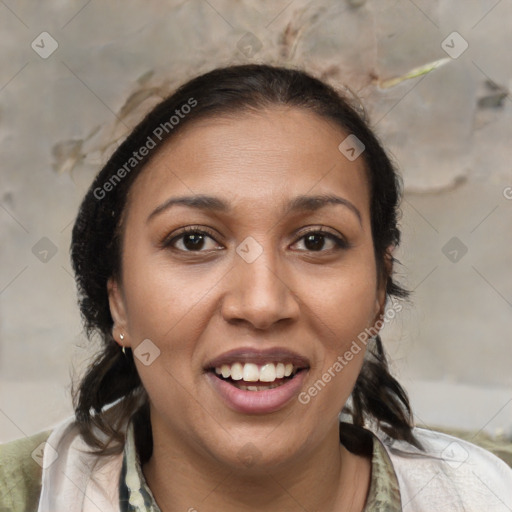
left=375, top=427, right=512, bottom=510
left=411, top=427, right=512, bottom=476
left=0, top=429, right=52, bottom=511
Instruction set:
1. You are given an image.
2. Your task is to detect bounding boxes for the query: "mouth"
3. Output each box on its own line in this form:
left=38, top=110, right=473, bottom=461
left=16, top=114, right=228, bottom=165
left=204, top=351, right=310, bottom=414
left=206, top=362, right=308, bottom=391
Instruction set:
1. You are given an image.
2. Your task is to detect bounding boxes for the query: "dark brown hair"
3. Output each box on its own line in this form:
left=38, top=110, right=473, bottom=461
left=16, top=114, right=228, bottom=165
left=71, top=63, right=423, bottom=460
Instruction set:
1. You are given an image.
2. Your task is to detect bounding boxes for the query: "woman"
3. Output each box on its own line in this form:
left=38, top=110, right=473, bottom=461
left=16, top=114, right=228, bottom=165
left=1, top=64, right=511, bottom=511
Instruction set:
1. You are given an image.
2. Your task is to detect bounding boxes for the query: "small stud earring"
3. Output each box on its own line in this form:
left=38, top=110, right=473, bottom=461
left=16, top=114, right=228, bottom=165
left=120, top=333, right=125, bottom=340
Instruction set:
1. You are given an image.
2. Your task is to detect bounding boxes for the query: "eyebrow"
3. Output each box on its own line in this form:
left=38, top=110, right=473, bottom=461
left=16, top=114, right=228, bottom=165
left=147, top=193, right=362, bottom=226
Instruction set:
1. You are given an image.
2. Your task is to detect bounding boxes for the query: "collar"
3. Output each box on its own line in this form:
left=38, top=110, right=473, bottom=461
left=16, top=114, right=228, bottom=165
left=119, top=421, right=161, bottom=512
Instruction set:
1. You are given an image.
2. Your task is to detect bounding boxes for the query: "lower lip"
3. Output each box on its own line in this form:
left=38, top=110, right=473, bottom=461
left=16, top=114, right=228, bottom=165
left=205, top=370, right=308, bottom=414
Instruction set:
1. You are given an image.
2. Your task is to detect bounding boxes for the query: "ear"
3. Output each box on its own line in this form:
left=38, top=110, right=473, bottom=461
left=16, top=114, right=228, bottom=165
left=107, top=277, right=130, bottom=346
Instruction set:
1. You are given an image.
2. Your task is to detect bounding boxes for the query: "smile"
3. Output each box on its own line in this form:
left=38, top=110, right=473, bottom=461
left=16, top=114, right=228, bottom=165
left=204, top=347, right=310, bottom=413
left=214, top=361, right=298, bottom=383
left=206, top=364, right=308, bottom=414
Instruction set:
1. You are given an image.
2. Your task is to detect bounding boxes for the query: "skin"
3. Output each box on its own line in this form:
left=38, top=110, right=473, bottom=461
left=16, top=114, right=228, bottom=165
left=108, top=107, right=390, bottom=512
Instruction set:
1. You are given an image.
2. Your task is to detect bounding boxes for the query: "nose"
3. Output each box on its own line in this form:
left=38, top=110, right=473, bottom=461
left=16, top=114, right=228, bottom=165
left=220, top=241, right=300, bottom=330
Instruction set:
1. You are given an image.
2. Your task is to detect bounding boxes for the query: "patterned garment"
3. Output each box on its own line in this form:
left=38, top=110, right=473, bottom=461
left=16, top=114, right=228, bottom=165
left=119, top=421, right=160, bottom=512
left=119, top=421, right=402, bottom=511
left=363, top=432, right=402, bottom=511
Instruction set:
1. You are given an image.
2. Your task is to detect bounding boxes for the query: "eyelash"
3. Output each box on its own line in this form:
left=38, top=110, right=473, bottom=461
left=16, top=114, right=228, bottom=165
left=161, top=225, right=350, bottom=253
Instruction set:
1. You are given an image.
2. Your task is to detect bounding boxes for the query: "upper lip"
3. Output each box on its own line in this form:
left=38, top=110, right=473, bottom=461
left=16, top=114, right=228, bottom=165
left=204, top=347, right=310, bottom=370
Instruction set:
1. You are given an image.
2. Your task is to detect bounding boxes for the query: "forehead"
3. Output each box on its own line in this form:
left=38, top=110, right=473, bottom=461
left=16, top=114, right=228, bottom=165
left=127, top=108, right=370, bottom=220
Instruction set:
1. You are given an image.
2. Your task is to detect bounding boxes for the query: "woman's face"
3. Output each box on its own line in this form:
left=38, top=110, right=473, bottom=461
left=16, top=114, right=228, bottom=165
left=108, top=107, right=387, bottom=470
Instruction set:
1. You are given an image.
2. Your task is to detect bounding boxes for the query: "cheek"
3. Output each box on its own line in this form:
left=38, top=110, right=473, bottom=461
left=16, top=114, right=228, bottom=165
left=305, top=259, right=378, bottom=346
left=122, top=250, right=211, bottom=340
left=293, top=305, right=374, bottom=445
left=299, top=260, right=377, bottom=407
left=122, top=256, right=210, bottom=415
left=120, top=247, right=225, bottom=399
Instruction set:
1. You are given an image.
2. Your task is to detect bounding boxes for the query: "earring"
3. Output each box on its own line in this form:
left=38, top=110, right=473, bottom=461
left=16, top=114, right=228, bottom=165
left=119, top=333, right=126, bottom=356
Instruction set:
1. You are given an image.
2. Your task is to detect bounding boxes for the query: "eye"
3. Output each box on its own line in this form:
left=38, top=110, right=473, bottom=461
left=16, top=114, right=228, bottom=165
left=292, top=227, right=349, bottom=252
left=162, top=226, right=349, bottom=253
left=163, top=226, right=222, bottom=252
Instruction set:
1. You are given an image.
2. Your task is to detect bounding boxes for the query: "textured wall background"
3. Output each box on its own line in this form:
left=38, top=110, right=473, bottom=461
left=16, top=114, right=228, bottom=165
left=1, top=0, right=511, bottom=442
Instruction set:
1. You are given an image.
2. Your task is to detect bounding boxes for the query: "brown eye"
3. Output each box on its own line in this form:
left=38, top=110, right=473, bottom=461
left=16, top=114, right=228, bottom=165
left=293, top=229, right=349, bottom=252
left=162, top=226, right=349, bottom=254
left=163, top=227, right=222, bottom=252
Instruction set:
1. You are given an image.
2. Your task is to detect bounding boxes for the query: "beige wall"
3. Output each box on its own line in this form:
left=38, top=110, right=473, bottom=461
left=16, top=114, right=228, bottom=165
left=1, top=0, right=511, bottom=442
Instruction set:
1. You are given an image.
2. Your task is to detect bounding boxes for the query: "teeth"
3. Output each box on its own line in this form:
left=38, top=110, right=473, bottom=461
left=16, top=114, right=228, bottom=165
left=213, top=361, right=300, bottom=383
left=230, top=362, right=243, bottom=381
left=259, top=363, right=276, bottom=382
left=242, top=363, right=260, bottom=382
left=221, top=364, right=230, bottom=378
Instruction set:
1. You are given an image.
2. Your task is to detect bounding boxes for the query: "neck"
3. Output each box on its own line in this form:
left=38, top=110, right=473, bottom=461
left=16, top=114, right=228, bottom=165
left=141, top=415, right=371, bottom=512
